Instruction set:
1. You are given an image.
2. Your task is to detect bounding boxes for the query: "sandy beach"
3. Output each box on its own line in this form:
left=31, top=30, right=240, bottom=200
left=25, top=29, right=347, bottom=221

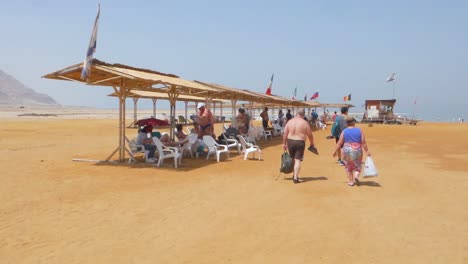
left=1, top=109, right=467, bottom=263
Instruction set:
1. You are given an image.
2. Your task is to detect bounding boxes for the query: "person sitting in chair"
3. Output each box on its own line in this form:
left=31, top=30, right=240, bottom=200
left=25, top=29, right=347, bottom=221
left=160, top=132, right=188, bottom=147
left=175, top=124, right=187, bottom=141
left=136, top=125, right=157, bottom=163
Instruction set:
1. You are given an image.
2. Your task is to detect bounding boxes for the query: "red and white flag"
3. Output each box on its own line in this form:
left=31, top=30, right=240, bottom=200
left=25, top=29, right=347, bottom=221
left=265, top=74, right=274, bottom=95
left=310, top=91, right=319, bottom=100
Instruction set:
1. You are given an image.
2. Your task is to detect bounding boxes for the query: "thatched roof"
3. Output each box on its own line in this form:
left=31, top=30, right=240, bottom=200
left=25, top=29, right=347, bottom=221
left=42, top=59, right=218, bottom=94
left=108, top=90, right=229, bottom=103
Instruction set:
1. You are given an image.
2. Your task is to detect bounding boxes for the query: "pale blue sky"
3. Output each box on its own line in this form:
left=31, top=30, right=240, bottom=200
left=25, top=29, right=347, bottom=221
left=1, top=0, right=467, bottom=121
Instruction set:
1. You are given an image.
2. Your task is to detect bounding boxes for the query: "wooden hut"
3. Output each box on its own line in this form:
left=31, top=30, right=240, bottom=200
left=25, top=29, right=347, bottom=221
left=362, top=99, right=397, bottom=123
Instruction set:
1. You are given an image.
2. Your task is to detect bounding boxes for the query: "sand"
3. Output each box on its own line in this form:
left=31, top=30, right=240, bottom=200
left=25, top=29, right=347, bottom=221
left=1, top=110, right=467, bottom=263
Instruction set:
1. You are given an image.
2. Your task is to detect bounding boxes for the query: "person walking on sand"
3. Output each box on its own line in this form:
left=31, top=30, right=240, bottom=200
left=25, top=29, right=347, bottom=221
left=332, top=116, right=371, bottom=186
left=283, top=109, right=316, bottom=184
left=333, top=107, right=349, bottom=166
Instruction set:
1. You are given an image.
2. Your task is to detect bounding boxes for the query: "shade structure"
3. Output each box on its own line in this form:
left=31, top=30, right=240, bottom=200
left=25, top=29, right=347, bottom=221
left=109, top=90, right=231, bottom=127
left=43, top=59, right=223, bottom=162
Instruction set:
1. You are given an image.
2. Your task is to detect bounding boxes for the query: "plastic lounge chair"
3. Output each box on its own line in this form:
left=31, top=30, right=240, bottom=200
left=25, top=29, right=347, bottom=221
left=257, top=126, right=272, bottom=141
left=178, top=115, right=190, bottom=124
left=316, top=121, right=327, bottom=130
left=222, top=133, right=241, bottom=153
left=247, top=128, right=258, bottom=145
left=202, top=135, right=229, bottom=162
left=237, top=135, right=262, bottom=160
left=272, top=123, right=284, bottom=136
left=152, top=137, right=181, bottom=168
left=179, top=133, right=198, bottom=158
left=125, top=137, right=148, bottom=163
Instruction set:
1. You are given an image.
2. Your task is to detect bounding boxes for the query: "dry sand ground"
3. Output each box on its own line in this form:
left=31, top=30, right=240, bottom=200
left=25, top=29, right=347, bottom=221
left=1, top=114, right=467, bottom=263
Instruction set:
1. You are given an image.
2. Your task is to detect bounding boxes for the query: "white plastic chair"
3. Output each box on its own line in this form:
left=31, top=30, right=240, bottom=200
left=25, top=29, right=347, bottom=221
left=316, top=121, right=327, bottom=130
left=257, top=126, right=272, bottom=141
left=222, top=123, right=229, bottom=133
left=272, top=123, right=284, bottom=136
left=126, top=137, right=148, bottom=163
left=247, top=128, right=258, bottom=145
left=179, top=133, right=198, bottom=158
left=202, top=135, right=229, bottom=162
left=222, top=133, right=241, bottom=153
left=152, top=137, right=181, bottom=168
left=237, top=135, right=262, bottom=160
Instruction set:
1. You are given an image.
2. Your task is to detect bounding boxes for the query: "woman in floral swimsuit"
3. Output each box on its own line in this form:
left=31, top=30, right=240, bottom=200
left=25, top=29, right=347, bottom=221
left=332, top=116, right=371, bottom=186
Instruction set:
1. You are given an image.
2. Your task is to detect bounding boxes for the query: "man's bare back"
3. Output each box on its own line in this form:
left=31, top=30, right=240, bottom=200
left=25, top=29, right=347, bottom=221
left=284, top=116, right=312, bottom=141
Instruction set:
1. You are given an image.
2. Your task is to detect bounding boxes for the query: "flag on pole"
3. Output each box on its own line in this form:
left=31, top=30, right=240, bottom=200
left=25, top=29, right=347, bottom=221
left=343, top=94, right=351, bottom=101
left=304, top=93, right=307, bottom=101
left=386, top=73, right=396, bottom=82
left=310, top=91, right=319, bottom=100
left=81, top=4, right=101, bottom=80
left=265, top=74, right=274, bottom=95
left=292, top=86, right=297, bottom=100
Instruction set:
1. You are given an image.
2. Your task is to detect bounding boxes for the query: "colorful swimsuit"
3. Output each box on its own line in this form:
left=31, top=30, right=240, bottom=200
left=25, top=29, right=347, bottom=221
left=342, top=127, right=363, bottom=172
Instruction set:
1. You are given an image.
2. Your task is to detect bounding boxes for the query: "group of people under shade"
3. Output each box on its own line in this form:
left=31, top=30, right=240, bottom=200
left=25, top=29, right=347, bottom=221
left=137, top=103, right=371, bottom=187
left=135, top=102, right=228, bottom=163
left=282, top=106, right=371, bottom=186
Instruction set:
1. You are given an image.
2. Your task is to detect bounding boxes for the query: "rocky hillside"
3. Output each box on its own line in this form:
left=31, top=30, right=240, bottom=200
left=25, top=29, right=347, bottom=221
left=0, top=70, right=59, bottom=106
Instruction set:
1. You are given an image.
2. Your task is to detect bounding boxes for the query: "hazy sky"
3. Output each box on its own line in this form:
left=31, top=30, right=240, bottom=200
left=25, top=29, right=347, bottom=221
left=1, top=0, right=467, bottom=121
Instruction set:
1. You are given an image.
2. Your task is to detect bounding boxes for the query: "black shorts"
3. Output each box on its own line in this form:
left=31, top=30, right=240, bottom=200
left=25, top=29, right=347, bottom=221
left=287, top=139, right=305, bottom=161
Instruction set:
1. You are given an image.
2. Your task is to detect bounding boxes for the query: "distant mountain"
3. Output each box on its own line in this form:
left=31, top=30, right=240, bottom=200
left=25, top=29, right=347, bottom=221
left=0, top=69, right=59, bottom=106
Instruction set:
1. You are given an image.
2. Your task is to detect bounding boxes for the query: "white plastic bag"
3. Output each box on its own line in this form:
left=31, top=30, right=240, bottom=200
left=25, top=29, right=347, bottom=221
left=363, top=156, right=378, bottom=177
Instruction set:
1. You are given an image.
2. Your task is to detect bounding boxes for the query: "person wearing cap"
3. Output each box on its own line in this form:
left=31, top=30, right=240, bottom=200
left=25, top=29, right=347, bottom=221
left=136, top=125, right=157, bottom=163
left=332, top=115, right=371, bottom=186
left=282, top=109, right=316, bottom=184
left=196, top=102, right=215, bottom=138
left=260, top=107, right=270, bottom=129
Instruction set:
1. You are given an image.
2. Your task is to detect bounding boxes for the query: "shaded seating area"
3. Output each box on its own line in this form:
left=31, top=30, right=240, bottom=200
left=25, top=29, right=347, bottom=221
left=43, top=58, right=353, bottom=168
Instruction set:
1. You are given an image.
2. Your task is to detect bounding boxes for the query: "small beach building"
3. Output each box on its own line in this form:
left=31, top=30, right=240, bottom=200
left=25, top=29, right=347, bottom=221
left=362, top=99, right=396, bottom=122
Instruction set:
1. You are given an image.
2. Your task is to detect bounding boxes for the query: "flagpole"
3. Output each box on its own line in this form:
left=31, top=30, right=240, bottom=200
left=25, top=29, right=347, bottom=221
left=393, top=81, right=395, bottom=99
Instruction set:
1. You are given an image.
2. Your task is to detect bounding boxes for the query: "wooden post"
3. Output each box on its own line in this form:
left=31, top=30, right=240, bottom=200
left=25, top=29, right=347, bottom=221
left=133, top=98, right=139, bottom=126
left=152, top=99, right=157, bottom=118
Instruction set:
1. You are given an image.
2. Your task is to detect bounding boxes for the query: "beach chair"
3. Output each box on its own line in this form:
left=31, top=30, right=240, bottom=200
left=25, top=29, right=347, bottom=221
left=202, top=135, right=229, bottom=162
left=126, top=137, right=148, bottom=163
left=223, top=123, right=229, bottom=133
left=222, top=133, right=241, bottom=154
left=178, top=115, right=190, bottom=124
left=237, top=135, right=262, bottom=160
left=257, top=126, right=272, bottom=141
left=272, top=123, right=284, bottom=137
left=247, top=128, right=258, bottom=145
left=316, top=121, right=327, bottom=130
left=179, top=133, right=198, bottom=158
left=152, top=137, right=181, bottom=168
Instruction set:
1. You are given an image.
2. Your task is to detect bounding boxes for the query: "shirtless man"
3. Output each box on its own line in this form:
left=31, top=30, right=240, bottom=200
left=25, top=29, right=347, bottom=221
left=282, top=109, right=315, bottom=183
left=260, top=107, right=270, bottom=129
left=196, top=103, right=215, bottom=138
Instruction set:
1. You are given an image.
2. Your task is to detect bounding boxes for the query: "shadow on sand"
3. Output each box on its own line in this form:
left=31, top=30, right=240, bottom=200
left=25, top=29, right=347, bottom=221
left=282, top=176, right=328, bottom=183
left=358, top=179, right=381, bottom=187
